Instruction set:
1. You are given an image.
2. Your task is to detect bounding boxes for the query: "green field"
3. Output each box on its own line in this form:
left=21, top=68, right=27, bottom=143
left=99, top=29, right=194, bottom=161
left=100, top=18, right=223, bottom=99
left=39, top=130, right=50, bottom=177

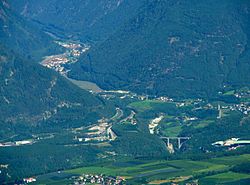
left=192, top=120, right=214, bottom=129
left=223, top=90, right=235, bottom=96
left=161, top=125, right=182, bottom=137
left=129, top=100, right=176, bottom=112
left=33, top=154, right=250, bottom=185
left=200, top=172, right=250, bottom=185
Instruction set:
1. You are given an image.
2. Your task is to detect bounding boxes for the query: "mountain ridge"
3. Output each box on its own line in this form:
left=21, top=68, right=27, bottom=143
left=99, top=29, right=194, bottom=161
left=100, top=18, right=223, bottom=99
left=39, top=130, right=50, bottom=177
left=68, top=0, right=250, bottom=98
left=10, top=0, right=145, bottom=43
left=0, top=1, right=114, bottom=139
left=0, top=0, right=61, bottom=61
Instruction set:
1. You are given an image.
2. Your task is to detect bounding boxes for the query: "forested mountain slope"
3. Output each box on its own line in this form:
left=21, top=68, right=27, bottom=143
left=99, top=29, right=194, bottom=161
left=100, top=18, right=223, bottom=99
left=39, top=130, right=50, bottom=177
left=0, top=45, right=112, bottom=139
left=69, top=0, right=250, bottom=98
left=10, top=0, right=144, bottom=42
left=0, top=1, right=250, bottom=183
left=0, top=0, right=60, bottom=60
left=0, top=1, right=113, bottom=139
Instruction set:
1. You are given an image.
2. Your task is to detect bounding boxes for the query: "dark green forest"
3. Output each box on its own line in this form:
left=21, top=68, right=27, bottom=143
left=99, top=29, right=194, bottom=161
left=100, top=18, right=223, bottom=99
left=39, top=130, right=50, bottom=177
left=0, top=0, right=250, bottom=184
left=68, top=0, right=250, bottom=98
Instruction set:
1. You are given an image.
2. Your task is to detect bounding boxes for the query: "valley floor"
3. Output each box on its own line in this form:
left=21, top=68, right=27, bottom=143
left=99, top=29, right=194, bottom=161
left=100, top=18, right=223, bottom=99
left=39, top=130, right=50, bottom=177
left=1, top=39, right=249, bottom=185
left=33, top=154, right=250, bottom=185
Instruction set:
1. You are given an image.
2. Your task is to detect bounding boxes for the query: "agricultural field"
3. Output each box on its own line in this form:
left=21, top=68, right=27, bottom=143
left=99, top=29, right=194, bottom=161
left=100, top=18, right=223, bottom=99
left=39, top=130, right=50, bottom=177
left=32, top=154, right=250, bottom=185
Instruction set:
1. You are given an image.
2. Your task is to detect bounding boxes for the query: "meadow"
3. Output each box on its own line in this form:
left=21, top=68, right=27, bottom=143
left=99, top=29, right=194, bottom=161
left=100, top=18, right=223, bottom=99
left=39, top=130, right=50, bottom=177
left=33, top=154, right=250, bottom=185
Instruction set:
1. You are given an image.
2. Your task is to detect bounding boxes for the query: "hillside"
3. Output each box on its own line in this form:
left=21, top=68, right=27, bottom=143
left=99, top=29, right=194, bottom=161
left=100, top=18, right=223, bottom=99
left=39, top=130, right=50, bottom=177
left=0, top=0, right=114, bottom=139
left=69, top=0, right=250, bottom=98
left=10, top=0, right=144, bottom=42
left=0, top=45, right=113, bottom=139
left=0, top=0, right=61, bottom=61
left=0, top=1, right=250, bottom=184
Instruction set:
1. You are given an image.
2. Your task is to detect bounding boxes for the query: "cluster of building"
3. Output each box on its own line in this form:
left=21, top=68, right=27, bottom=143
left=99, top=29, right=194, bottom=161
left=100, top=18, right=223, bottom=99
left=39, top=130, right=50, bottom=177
left=0, top=140, right=33, bottom=147
left=56, top=41, right=90, bottom=57
left=23, top=177, right=37, bottom=184
left=212, top=138, right=250, bottom=150
left=41, top=41, right=90, bottom=75
left=98, top=90, right=152, bottom=102
left=72, top=174, right=125, bottom=185
left=218, top=103, right=249, bottom=116
left=56, top=42, right=82, bottom=49
left=218, top=89, right=250, bottom=115
left=156, top=96, right=174, bottom=102
left=234, top=90, right=250, bottom=99
left=74, top=119, right=117, bottom=143
left=41, top=54, right=69, bottom=74
left=119, top=111, right=137, bottom=125
left=171, top=183, right=198, bottom=185
left=98, top=90, right=181, bottom=105
left=183, top=116, right=198, bottom=122
left=233, top=103, right=249, bottom=115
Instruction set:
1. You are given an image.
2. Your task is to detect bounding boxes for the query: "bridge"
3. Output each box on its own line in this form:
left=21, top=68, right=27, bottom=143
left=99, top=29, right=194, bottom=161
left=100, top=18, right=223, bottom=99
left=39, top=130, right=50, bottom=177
left=160, top=137, right=191, bottom=149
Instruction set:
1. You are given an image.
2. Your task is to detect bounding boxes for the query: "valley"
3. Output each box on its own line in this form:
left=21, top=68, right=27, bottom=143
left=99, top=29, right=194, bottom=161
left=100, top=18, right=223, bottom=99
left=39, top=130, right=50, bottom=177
left=0, top=0, right=250, bottom=184
left=0, top=45, right=249, bottom=183
left=0, top=69, right=249, bottom=184
left=20, top=154, right=250, bottom=185
left=41, top=41, right=90, bottom=76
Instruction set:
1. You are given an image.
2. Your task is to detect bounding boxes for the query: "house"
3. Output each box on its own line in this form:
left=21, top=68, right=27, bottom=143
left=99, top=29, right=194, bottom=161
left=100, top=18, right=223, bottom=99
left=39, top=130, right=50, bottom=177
left=23, top=177, right=36, bottom=183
